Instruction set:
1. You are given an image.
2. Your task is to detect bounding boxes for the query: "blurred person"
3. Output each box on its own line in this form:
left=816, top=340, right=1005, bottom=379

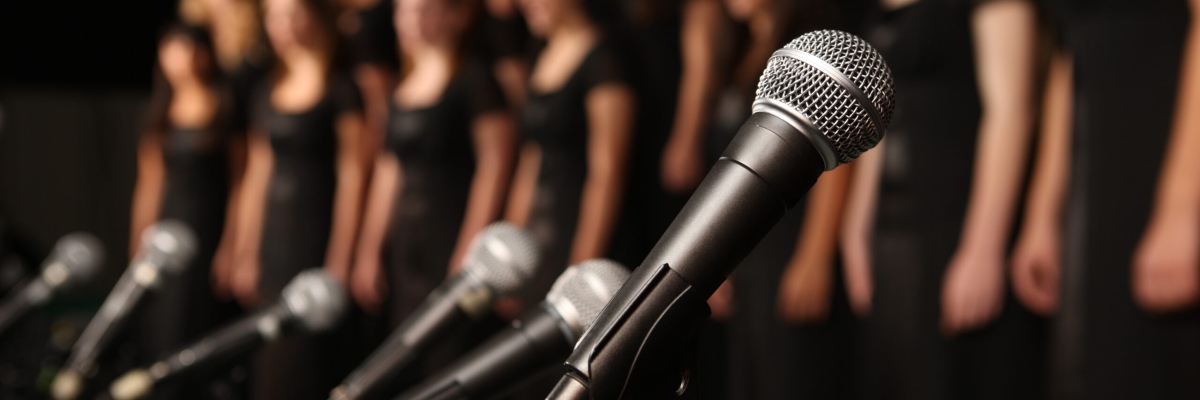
left=480, top=0, right=532, bottom=109
left=178, top=0, right=270, bottom=298
left=839, top=0, right=1043, bottom=399
left=1011, top=0, right=1200, bottom=398
left=227, top=0, right=367, bottom=397
left=347, top=0, right=516, bottom=382
left=505, top=0, right=635, bottom=307
left=128, top=24, right=246, bottom=400
left=702, top=0, right=864, bottom=399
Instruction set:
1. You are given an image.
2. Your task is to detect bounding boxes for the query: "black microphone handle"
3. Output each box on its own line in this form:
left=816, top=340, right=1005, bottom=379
left=334, top=274, right=482, bottom=400
left=552, top=112, right=825, bottom=400
left=0, top=278, right=48, bottom=335
left=150, top=302, right=294, bottom=383
left=64, top=270, right=151, bottom=376
left=396, top=304, right=574, bottom=400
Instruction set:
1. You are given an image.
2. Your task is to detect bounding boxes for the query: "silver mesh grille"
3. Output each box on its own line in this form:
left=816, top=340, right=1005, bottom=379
left=140, top=220, right=198, bottom=275
left=546, top=258, right=630, bottom=334
left=755, top=30, right=895, bottom=166
left=282, top=269, right=348, bottom=333
left=48, top=233, right=104, bottom=286
left=463, top=222, right=541, bottom=295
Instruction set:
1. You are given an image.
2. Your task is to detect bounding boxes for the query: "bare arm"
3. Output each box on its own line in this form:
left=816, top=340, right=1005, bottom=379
left=940, top=0, right=1037, bottom=334
left=355, top=64, right=394, bottom=173
left=211, top=133, right=248, bottom=299
left=505, top=143, right=542, bottom=226
left=130, top=133, right=166, bottom=256
left=350, top=152, right=401, bottom=312
left=230, top=130, right=274, bottom=306
left=660, top=0, right=722, bottom=193
left=777, top=163, right=853, bottom=323
left=840, top=144, right=884, bottom=316
left=569, top=84, right=636, bottom=263
left=450, top=112, right=517, bottom=274
left=325, top=113, right=367, bottom=281
left=1129, top=0, right=1200, bottom=312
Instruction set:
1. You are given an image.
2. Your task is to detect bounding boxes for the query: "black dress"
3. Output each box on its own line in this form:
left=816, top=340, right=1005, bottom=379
left=1048, top=1, right=1200, bottom=399
left=250, top=74, right=363, bottom=400
left=134, top=123, right=243, bottom=400
left=859, top=1, right=1044, bottom=399
left=519, top=37, right=629, bottom=304
left=380, top=61, right=508, bottom=380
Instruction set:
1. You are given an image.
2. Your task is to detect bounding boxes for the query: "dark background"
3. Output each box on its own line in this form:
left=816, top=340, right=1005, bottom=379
left=0, top=0, right=177, bottom=296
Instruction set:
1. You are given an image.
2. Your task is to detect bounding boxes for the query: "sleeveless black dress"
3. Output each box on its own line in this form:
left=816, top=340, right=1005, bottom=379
left=250, top=74, right=363, bottom=400
left=859, top=1, right=1044, bottom=399
left=1048, top=1, right=1200, bottom=399
left=134, top=122, right=245, bottom=400
left=520, top=37, right=630, bottom=304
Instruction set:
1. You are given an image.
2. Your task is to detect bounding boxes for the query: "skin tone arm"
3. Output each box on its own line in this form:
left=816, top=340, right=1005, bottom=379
left=840, top=147, right=884, bottom=317
left=505, top=143, right=542, bottom=227
left=1011, top=53, right=1072, bottom=316
left=940, top=0, right=1037, bottom=335
left=130, top=134, right=166, bottom=257
left=447, top=112, right=517, bottom=274
left=568, top=84, right=635, bottom=263
left=231, top=130, right=274, bottom=308
left=325, top=113, right=368, bottom=282
left=1131, top=0, right=1200, bottom=313
left=660, top=0, right=722, bottom=193
left=212, top=134, right=249, bottom=300
left=350, top=153, right=401, bottom=313
left=777, top=163, right=853, bottom=324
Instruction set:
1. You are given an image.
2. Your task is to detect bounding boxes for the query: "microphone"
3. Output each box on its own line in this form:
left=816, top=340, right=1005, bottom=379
left=331, top=222, right=541, bottom=400
left=547, top=30, right=895, bottom=400
left=109, top=268, right=348, bottom=400
left=52, top=220, right=198, bottom=400
left=396, top=259, right=631, bottom=400
left=0, top=232, right=104, bottom=335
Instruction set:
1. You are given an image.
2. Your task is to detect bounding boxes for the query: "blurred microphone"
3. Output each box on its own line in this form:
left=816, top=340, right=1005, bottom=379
left=397, top=259, right=630, bottom=400
left=109, top=269, right=348, bottom=400
left=0, top=232, right=104, bottom=335
left=330, top=222, right=540, bottom=400
left=52, top=220, right=198, bottom=400
left=547, top=30, right=895, bottom=400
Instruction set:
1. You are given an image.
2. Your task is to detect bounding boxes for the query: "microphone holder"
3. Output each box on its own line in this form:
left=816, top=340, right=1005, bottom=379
left=549, top=263, right=709, bottom=400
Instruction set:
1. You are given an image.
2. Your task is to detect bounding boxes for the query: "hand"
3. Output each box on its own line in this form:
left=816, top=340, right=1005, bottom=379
left=350, top=256, right=388, bottom=315
left=1010, top=224, right=1061, bottom=316
left=840, top=238, right=874, bottom=317
left=211, top=239, right=236, bottom=301
left=940, top=246, right=1006, bottom=335
left=447, top=245, right=468, bottom=277
left=1132, top=214, right=1200, bottom=313
left=493, top=297, right=524, bottom=321
left=776, top=260, right=832, bottom=325
left=230, top=254, right=261, bottom=309
left=660, top=138, right=705, bottom=194
left=707, top=279, right=734, bottom=321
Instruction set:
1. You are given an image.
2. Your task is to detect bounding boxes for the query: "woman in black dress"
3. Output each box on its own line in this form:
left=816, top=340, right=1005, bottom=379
left=506, top=0, right=635, bottom=308
left=840, top=0, right=1042, bottom=399
left=349, top=0, right=516, bottom=355
left=129, top=25, right=244, bottom=400
left=229, top=0, right=367, bottom=397
left=1012, top=1, right=1200, bottom=398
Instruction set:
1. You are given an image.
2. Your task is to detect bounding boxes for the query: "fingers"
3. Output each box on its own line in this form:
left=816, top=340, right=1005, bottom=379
left=841, top=253, right=873, bottom=317
left=1011, top=254, right=1057, bottom=316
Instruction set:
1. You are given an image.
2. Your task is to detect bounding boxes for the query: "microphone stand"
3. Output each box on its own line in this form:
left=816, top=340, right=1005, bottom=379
left=547, top=263, right=709, bottom=400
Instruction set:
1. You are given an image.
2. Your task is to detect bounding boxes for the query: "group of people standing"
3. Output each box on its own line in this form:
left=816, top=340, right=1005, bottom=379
left=126, top=0, right=1200, bottom=399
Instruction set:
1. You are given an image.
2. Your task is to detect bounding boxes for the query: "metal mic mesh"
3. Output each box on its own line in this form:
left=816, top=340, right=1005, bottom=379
left=45, top=233, right=104, bottom=288
left=546, top=259, right=630, bottom=335
left=282, top=269, right=348, bottom=333
left=139, top=220, right=198, bottom=276
left=755, top=30, right=895, bottom=166
left=462, top=222, right=540, bottom=296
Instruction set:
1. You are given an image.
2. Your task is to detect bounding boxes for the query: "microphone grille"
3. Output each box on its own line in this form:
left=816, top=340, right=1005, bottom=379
left=545, top=258, right=630, bottom=335
left=282, top=269, right=348, bottom=333
left=462, top=222, right=540, bottom=295
left=139, top=220, right=198, bottom=275
left=46, top=232, right=105, bottom=287
left=755, top=30, right=895, bottom=167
